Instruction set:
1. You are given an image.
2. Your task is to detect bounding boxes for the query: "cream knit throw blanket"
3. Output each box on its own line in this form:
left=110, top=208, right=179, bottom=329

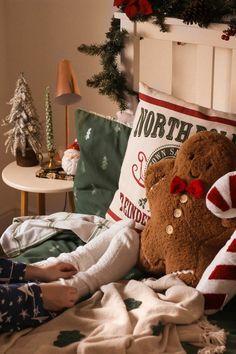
left=0, top=275, right=226, bottom=354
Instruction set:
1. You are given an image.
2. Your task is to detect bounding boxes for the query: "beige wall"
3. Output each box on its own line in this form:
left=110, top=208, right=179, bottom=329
left=0, top=0, right=19, bottom=233
left=0, top=0, right=116, bottom=233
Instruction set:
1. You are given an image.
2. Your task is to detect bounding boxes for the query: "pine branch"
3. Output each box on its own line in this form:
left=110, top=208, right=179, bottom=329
left=78, top=44, right=104, bottom=56
left=78, top=17, right=136, bottom=111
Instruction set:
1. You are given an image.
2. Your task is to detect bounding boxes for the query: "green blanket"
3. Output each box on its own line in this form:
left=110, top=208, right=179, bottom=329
left=12, top=230, right=85, bottom=264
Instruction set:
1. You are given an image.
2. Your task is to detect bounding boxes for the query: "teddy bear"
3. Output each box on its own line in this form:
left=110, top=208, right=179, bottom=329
left=138, top=130, right=236, bottom=287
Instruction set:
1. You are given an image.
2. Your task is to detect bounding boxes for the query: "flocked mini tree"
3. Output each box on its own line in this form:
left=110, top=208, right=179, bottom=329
left=2, top=72, right=42, bottom=159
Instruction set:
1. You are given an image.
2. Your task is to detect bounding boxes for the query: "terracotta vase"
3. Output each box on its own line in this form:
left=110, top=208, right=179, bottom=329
left=16, top=147, right=39, bottom=167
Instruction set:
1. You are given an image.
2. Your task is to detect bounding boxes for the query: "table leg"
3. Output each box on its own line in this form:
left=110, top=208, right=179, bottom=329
left=68, top=191, right=75, bottom=212
left=37, top=193, right=46, bottom=215
left=20, top=191, right=28, bottom=216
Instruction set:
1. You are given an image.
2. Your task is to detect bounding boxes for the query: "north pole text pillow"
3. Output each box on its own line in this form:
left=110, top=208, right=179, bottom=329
left=106, top=82, right=236, bottom=229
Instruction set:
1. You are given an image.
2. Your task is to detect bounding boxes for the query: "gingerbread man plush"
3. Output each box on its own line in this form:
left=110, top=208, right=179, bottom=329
left=139, top=131, right=236, bottom=287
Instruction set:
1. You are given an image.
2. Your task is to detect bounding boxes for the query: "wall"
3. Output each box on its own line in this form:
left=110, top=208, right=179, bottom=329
left=0, top=0, right=19, bottom=233
left=0, top=0, right=116, bottom=233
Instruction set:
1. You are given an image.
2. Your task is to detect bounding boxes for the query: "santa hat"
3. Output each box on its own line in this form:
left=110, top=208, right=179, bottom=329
left=206, top=171, right=236, bottom=219
left=68, top=139, right=80, bottom=151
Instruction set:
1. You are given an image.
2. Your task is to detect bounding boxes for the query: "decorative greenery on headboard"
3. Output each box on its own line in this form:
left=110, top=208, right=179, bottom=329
left=78, top=18, right=135, bottom=111
left=78, top=0, right=236, bottom=110
left=114, top=0, right=236, bottom=31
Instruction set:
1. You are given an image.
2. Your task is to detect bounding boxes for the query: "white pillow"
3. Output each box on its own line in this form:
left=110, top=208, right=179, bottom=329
left=106, top=82, right=236, bottom=229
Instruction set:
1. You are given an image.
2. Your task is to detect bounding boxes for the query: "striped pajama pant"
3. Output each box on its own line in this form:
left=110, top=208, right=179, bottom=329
left=0, top=258, right=56, bottom=334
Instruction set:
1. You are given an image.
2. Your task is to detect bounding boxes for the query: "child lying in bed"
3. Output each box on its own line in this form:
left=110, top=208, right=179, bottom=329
left=0, top=220, right=139, bottom=334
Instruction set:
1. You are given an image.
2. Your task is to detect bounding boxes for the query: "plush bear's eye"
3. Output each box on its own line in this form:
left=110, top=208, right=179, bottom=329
left=189, top=153, right=194, bottom=160
left=206, top=162, right=213, bottom=170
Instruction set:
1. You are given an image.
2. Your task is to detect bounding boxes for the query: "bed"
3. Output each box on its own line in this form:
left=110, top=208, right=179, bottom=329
left=0, top=12, right=236, bottom=354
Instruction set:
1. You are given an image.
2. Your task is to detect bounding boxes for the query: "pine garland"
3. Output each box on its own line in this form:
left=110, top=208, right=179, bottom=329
left=78, top=1, right=236, bottom=110
left=78, top=17, right=136, bottom=111
left=115, top=0, right=236, bottom=31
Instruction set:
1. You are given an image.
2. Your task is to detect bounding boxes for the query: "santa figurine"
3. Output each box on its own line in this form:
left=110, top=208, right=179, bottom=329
left=61, top=139, right=80, bottom=176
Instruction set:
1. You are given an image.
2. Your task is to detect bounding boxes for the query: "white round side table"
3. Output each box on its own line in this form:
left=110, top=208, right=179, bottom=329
left=2, top=161, right=74, bottom=216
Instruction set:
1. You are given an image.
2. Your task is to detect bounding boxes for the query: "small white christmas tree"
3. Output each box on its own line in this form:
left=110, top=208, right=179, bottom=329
left=2, top=72, right=42, bottom=157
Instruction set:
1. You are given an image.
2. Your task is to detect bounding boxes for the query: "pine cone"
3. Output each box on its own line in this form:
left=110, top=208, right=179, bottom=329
left=182, top=0, right=209, bottom=27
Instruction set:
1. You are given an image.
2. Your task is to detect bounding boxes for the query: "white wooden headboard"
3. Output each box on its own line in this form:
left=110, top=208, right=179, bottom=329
left=115, top=12, right=236, bottom=114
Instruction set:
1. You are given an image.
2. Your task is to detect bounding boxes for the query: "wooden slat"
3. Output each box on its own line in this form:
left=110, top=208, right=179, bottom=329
left=119, top=17, right=140, bottom=92
left=172, top=42, right=196, bottom=104
left=230, top=50, right=236, bottom=113
left=195, top=45, right=214, bottom=109
left=213, top=47, right=232, bottom=112
left=140, top=38, right=172, bottom=95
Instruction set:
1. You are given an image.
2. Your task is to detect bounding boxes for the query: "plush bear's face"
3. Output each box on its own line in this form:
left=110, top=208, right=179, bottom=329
left=173, top=131, right=236, bottom=190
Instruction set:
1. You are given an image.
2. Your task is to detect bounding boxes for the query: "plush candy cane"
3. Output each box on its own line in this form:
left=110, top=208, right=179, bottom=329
left=196, top=171, right=236, bottom=314
left=206, top=171, right=236, bottom=219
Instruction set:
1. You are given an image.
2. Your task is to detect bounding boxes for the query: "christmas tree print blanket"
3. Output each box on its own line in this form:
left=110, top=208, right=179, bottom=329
left=0, top=275, right=227, bottom=354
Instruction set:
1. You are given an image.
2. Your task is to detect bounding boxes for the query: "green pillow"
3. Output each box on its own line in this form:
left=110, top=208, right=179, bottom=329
left=74, top=109, right=131, bottom=217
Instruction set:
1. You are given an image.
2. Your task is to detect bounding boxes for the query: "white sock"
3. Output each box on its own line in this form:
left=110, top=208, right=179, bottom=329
left=58, top=219, right=135, bottom=271
left=38, top=219, right=135, bottom=271
left=62, top=225, right=140, bottom=299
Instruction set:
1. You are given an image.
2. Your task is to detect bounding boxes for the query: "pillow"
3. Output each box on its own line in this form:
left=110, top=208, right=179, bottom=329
left=116, top=109, right=135, bottom=125
left=197, top=171, right=236, bottom=314
left=196, top=230, right=236, bottom=314
left=74, top=109, right=131, bottom=217
left=106, top=82, right=236, bottom=229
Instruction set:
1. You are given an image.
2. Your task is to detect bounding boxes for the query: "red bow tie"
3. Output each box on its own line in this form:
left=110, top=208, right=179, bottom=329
left=170, top=176, right=205, bottom=199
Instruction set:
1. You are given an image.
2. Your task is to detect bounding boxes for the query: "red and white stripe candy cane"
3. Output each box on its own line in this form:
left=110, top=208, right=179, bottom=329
left=196, top=171, right=236, bottom=314
left=206, top=171, right=236, bottom=219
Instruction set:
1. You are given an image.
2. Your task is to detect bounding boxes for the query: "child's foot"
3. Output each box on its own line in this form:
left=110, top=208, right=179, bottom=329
left=40, top=283, right=79, bottom=311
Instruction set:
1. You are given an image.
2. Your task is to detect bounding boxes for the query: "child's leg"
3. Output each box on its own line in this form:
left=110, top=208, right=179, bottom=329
left=37, top=220, right=135, bottom=272
left=0, top=282, right=78, bottom=334
left=0, top=258, right=26, bottom=284
left=60, top=226, right=140, bottom=299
